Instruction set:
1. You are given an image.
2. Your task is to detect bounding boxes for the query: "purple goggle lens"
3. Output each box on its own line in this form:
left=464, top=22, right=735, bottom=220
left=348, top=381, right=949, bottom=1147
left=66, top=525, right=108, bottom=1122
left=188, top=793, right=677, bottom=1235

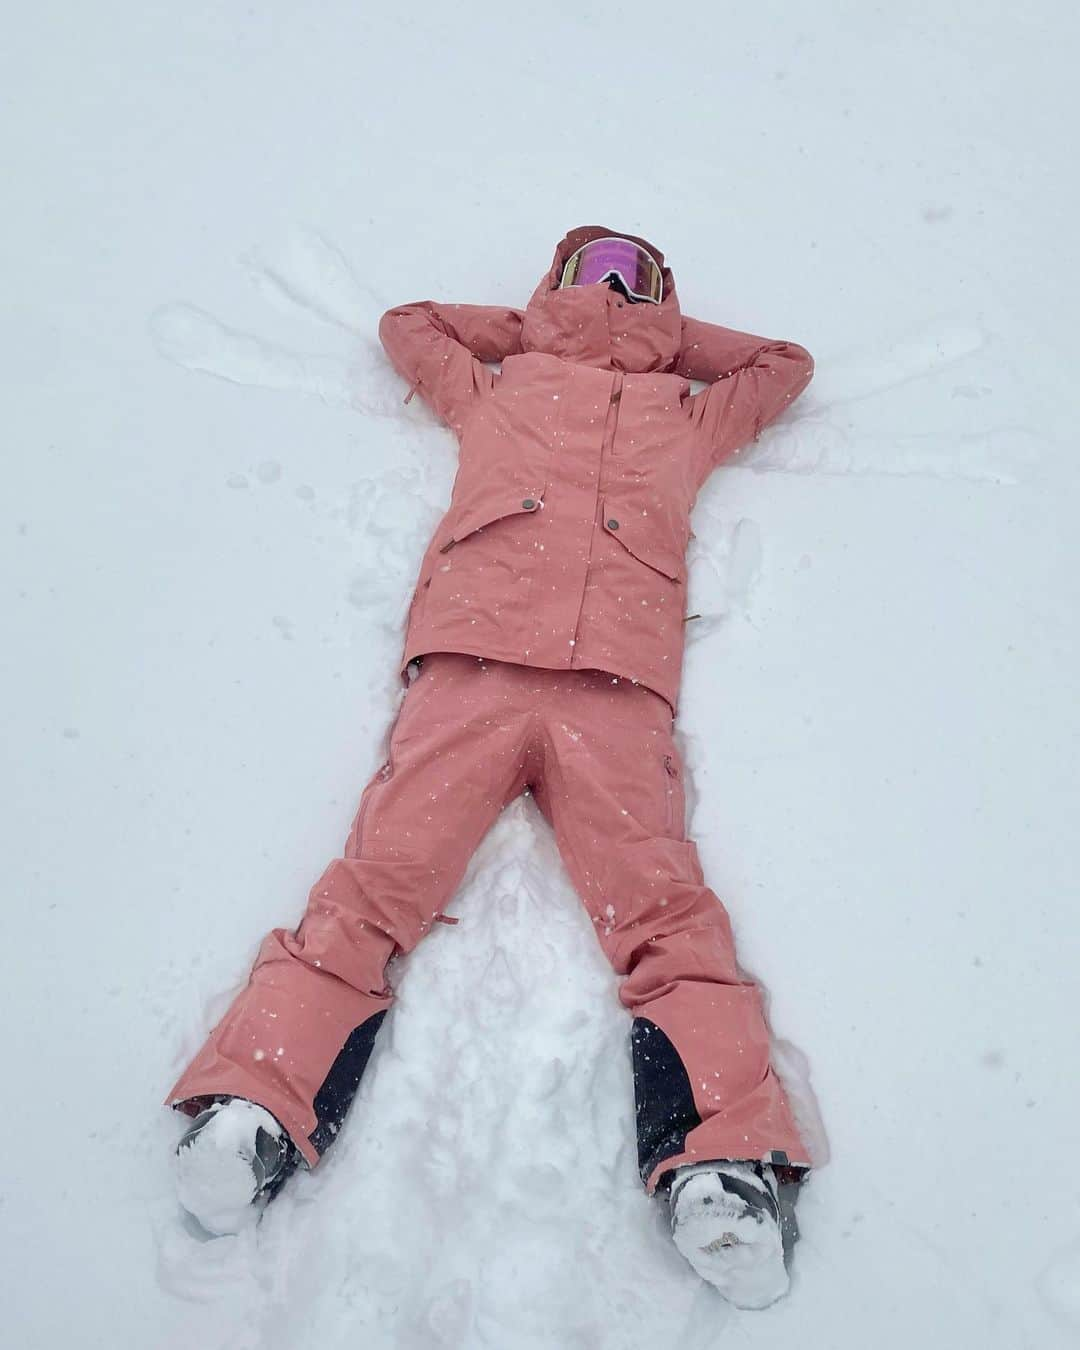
left=559, top=236, right=663, bottom=305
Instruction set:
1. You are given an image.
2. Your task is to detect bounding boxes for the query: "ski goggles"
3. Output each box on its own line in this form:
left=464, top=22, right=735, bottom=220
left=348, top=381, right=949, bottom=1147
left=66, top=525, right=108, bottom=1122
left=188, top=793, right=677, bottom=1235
left=558, top=236, right=664, bottom=305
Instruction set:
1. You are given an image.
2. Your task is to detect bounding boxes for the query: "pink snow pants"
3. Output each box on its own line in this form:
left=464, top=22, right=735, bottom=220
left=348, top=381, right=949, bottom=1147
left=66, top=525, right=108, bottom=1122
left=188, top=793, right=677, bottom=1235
left=167, top=653, right=809, bottom=1192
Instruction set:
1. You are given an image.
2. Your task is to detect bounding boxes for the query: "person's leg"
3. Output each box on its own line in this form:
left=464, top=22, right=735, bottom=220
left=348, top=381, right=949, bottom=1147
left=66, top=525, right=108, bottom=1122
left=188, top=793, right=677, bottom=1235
left=166, top=653, right=531, bottom=1168
left=530, top=670, right=810, bottom=1196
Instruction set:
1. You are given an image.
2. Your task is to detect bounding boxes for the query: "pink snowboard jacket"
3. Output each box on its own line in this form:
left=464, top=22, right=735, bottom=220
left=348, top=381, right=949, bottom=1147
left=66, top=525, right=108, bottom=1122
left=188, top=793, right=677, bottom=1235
left=379, top=225, right=814, bottom=714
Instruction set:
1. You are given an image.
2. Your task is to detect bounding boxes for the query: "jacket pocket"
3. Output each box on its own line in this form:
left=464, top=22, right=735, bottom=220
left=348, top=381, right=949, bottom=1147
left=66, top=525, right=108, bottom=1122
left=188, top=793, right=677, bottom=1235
left=599, top=497, right=685, bottom=582
left=437, top=490, right=545, bottom=553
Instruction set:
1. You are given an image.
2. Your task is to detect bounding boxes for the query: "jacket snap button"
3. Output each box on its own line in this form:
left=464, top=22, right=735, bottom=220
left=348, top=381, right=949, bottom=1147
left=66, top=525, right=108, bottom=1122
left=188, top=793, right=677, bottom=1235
left=606, top=517, right=619, bottom=530
left=522, top=498, right=536, bottom=510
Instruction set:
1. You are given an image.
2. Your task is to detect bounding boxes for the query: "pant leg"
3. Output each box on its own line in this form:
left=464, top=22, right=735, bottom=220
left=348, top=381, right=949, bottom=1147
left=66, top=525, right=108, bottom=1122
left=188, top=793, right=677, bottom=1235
left=530, top=670, right=811, bottom=1194
left=165, top=653, right=529, bottom=1167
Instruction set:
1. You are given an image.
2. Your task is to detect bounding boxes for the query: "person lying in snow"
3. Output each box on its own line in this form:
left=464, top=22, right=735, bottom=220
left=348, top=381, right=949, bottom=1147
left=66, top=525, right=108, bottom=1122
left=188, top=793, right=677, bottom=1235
left=167, top=226, right=815, bottom=1310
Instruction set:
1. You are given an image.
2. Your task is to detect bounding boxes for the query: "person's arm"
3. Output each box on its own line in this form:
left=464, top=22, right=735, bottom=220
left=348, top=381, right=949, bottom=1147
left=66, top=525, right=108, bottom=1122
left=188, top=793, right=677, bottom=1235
left=378, top=302, right=525, bottom=436
left=675, top=314, right=814, bottom=466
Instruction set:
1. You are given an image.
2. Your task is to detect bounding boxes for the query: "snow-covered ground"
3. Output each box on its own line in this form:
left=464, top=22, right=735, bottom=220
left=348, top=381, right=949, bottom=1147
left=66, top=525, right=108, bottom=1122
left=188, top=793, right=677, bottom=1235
left=3, top=4, right=1079, bottom=1346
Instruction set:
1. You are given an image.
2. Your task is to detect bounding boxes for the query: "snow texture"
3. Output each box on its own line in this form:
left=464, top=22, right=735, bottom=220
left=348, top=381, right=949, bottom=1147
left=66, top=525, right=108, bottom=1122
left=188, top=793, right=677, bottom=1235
left=2, top=3, right=1079, bottom=1347
left=174, top=1100, right=283, bottom=1238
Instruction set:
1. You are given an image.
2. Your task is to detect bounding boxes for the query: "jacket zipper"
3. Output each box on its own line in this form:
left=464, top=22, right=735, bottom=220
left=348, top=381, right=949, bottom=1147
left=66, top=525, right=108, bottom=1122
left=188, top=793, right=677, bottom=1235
left=568, top=372, right=625, bottom=659
left=662, top=752, right=678, bottom=833
left=604, top=373, right=625, bottom=457
left=594, top=374, right=624, bottom=532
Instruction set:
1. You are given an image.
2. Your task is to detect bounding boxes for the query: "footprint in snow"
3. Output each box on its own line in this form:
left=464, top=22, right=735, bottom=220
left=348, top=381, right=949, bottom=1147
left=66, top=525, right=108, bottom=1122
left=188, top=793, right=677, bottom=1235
left=684, top=514, right=763, bottom=638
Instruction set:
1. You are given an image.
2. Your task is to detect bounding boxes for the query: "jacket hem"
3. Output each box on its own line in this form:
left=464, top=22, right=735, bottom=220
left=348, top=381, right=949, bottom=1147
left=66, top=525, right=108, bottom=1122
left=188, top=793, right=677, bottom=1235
left=400, top=637, right=678, bottom=718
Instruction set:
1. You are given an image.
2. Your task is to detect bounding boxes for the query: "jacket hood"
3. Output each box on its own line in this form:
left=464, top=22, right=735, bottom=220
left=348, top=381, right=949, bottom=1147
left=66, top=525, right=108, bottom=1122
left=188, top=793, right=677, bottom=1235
left=519, top=225, right=683, bottom=373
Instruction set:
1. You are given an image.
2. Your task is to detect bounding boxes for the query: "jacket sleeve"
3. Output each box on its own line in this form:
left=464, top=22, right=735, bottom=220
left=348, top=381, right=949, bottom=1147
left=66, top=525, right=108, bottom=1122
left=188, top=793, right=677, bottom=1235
left=675, top=315, right=814, bottom=467
left=378, top=302, right=525, bottom=437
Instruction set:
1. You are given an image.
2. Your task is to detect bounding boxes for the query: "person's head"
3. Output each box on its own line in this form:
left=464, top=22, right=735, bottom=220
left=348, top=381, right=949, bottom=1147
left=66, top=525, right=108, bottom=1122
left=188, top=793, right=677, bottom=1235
left=556, top=233, right=664, bottom=305
left=524, top=226, right=680, bottom=373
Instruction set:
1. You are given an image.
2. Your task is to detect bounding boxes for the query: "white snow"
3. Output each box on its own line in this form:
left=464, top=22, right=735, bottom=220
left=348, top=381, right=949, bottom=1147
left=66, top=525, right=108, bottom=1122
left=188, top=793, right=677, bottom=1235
left=3, top=3, right=1080, bottom=1347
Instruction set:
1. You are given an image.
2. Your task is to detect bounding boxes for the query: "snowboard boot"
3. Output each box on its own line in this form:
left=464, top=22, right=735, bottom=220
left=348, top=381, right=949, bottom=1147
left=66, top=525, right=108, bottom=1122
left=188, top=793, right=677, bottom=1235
left=669, top=1160, right=789, bottom=1309
left=174, top=1097, right=300, bottom=1235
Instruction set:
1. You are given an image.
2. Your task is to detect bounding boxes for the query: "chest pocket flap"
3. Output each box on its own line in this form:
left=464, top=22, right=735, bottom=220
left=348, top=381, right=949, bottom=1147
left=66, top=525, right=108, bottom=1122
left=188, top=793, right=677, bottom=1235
left=599, top=498, right=685, bottom=582
left=438, top=490, right=544, bottom=553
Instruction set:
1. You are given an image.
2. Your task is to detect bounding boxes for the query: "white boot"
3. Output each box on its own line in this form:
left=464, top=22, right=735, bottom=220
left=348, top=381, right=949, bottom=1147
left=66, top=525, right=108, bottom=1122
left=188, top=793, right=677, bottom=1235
left=174, top=1098, right=291, bottom=1236
left=669, top=1161, right=789, bottom=1309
